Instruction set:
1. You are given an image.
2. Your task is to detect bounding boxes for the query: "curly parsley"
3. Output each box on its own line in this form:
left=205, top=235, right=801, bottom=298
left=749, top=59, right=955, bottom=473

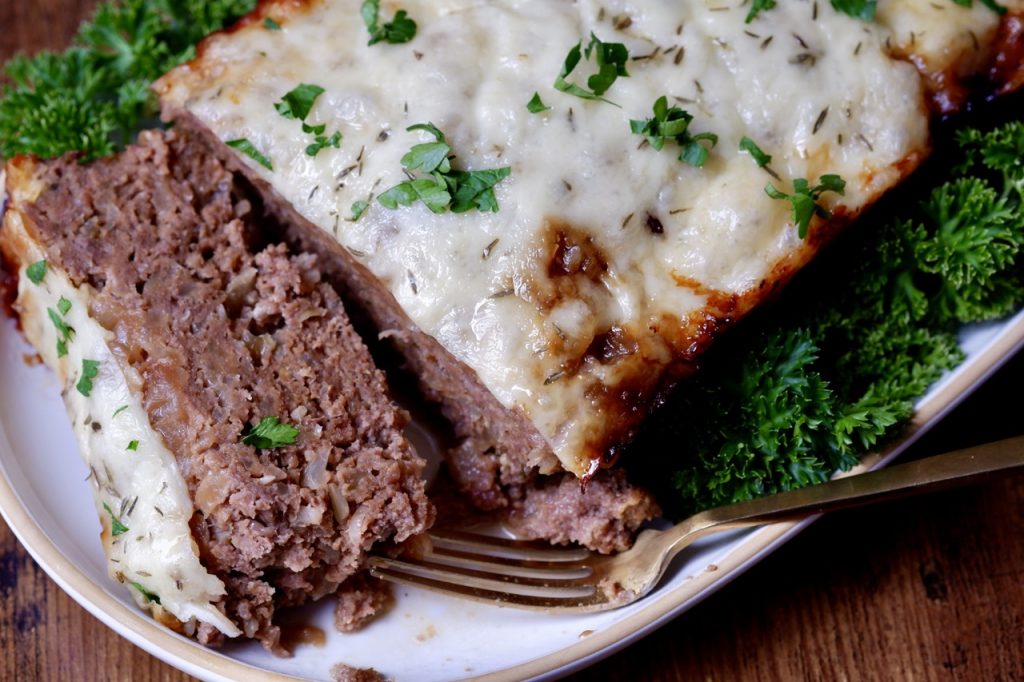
left=0, top=0, right=256, bottom=162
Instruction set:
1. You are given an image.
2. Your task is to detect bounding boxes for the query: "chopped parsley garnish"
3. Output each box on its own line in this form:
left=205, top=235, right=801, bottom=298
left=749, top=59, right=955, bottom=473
left=350, top=200, right=370, bottom=221
left=361, top=0, right=417, bottom=46
left=739, top=136, right=771, bottom=168
left=527, top=92, right=551, bottom=114
left=113, top=405, right=129, bottom=418
left=130, top=581, right=160, bottom=604
left=745, top=0, right=777, bottom=22
left=26, top=260, right=47, bottom=285
left=47, top=307, right=75, bottom=358
left=0, top=0, right=256, bottom=162
left=766, top=174, right=846, bottom=239
left=242, top=416, right=300, bottom=449
left=554, top=33, right=630, bottom=106
left=630, top=96, right=718, bottom=167
left=102, top=501, right=128, bottom=536
left=263, top=16, right=281, bottom=30
left=274, top=83, right=324, bottom=121
left=739, top=136, right=780, bottom=178
left=76, top=359, right=100, bottom=397
left=275, top=83, right=342, bottom=157
left=952, top=0, right=1007, bottom=14
left=306, top=130, right=342, bottom=157
left=226, top=138, right=273, bottom=171
left=57, top=296, right=72, bottom=316
left=126, top=440, right=139, bottom=451
left=831, top=0, right=877, bottom=21
left=378, top=123, right=511, bottom=214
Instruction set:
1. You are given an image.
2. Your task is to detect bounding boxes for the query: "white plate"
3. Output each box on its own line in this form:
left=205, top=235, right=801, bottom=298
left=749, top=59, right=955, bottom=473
left=1, top=308, right=1023, bottom=682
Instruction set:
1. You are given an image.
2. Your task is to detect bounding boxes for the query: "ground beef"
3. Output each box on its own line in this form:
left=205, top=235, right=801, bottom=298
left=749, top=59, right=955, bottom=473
left=330, top=663, right=388, bottom=682
left=20, top=130, right=434, bottom=651
left=166, top=115, right=661, bottom=552
left=334, top=573, right=392, bottom=633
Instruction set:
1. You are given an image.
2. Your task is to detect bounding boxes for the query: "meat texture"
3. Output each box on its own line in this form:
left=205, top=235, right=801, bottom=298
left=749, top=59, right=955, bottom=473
left=12, top=129, right=434, bottom=651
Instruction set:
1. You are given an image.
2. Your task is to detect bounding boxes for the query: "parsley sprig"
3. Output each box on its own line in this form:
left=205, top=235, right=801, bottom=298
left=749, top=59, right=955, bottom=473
left=361, top=0, right=417, bottom=46
left=554, top=33, right=629, bottom=106
left=242, top=416, right=300, bottom=449
left=766, top=174, right=846, bottom=238
left=630, top=96, right=718, bottom=167
left=378, top=123, right=511, bottom=214
left=629, top=119, right=1024, bottom=517
left=0, top=0, right=256, bottom=162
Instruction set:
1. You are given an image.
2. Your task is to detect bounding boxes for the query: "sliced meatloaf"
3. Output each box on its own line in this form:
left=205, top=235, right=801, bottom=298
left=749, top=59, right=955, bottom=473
left=0, top=129, right=434, bottom=652
left=152, top=0, right=1023, bottom=551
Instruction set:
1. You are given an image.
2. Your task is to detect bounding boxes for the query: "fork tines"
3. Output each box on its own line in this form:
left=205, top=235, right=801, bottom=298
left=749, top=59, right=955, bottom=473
left=368, top=530, right=606, bottom=609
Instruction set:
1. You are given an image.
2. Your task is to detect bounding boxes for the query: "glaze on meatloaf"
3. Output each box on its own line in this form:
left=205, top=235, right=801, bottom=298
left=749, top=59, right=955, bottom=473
left=0, top=129, right=434, bottom=652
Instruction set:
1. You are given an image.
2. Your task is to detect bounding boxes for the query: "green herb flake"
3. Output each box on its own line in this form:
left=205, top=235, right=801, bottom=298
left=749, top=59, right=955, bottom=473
left=527, top=92, right=551, bottom=114
left=26, top=260, right=47, bottom=285
left=305, top=130, right=342, bottom=157
left=57, top=296, right=72, bottom=316
left=630, top=96, right=718, bottom=167
left=830, top=0, right=878, bottom=21
left=274, top=83, right=324, bottom=121
left=130, top=581, right=160, bottom=604
left=126, top=439, right=139, bottom=451
left=242, top=416, right=299, bottom=449
left=554, top=33, right=630, bottom=106
left=263, top=16, right=281, bottom=30
left=951, top=0, right=1007, bottom=13
left=378, top=123, right=511, bottom=214
left=739, top=136, right=771, bottom=168
left=766, top=174, right=846, bottom=238
left=76, top=359, right=100, bottom=397
left=361, top=0, right=417, bottom=46
left=350, top=200, right=370, bottom=221
left=103, top=501, right=128, bottom=536
left=112, top=405, right=129, bottom=418
left=745, top=0, right=777, bottom=22
left=226, top=138, right=273, bottom=171
left=47, top=307, right=75, bottom=358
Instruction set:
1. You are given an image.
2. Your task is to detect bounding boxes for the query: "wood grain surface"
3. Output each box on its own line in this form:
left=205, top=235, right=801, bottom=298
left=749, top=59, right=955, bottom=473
left=1, top=2, right=1023, bottom=680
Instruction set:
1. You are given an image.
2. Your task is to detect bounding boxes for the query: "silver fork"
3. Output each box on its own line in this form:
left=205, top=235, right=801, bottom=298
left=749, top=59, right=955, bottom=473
left=368, top=435, right=1024, bottom=611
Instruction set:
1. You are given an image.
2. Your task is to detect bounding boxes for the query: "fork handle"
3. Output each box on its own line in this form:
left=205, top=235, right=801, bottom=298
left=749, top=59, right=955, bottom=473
left=685, top=434, right=1024, bottom=538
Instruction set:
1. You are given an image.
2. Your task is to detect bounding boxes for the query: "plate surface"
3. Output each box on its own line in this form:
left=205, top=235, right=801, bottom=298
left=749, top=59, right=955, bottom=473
left=1, top=310, right=1023, bottom=682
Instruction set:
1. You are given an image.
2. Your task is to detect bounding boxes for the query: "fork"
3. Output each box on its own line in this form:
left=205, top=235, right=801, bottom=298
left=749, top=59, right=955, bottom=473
left=368, top=435, right=1024, bottom=611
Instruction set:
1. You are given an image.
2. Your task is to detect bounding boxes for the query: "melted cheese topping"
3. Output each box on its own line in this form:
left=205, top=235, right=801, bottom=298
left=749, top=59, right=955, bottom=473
left=4, top=195, right=240, bottom=637
left=158, top=0, right=1004, bottom=475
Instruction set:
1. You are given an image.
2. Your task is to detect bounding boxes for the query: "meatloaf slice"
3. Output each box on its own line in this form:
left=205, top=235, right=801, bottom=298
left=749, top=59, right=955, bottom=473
left=169, top=112, right=661, bottom=554
left=0, top=129, right=434, bottom=652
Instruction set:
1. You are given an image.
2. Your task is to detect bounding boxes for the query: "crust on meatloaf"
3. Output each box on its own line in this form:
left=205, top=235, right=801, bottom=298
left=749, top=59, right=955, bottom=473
left=0, top=129, right=434, bottom=652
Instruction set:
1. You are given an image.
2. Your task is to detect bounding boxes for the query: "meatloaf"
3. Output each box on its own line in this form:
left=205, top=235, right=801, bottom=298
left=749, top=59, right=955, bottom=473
left=154, top=0, right=1023, bottom=549
left=0, top=128, right=434, bottom=652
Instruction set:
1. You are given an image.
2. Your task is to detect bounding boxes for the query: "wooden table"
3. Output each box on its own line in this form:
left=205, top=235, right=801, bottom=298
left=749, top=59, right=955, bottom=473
left=2, top=2, right=1023, bottom=680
